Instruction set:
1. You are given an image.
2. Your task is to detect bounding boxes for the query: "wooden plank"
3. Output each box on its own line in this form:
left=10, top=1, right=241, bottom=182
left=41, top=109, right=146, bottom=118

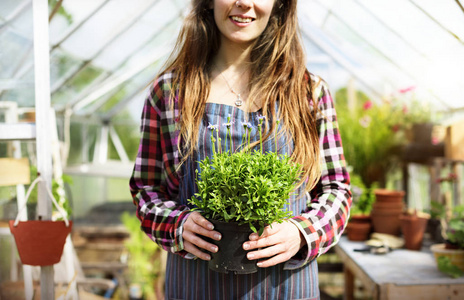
left=445, top=119, right=464, bottom=161
left=0, top=158, right=30, bottom=186
left=0, top=124, right=36, bottom=141
left=385, top=283, right=464, bottom=300
left=335, top=245, right=379, bottom=299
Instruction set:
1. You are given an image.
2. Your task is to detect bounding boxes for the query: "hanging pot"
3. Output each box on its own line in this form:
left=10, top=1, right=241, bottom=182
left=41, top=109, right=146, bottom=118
left=9, top=177, right=72, bottom=266
left=207, top=219, right=257, bottom=274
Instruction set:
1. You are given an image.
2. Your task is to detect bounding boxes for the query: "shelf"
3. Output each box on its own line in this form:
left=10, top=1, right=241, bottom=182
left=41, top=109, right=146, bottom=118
left=0, top=123, right=36, bottom=141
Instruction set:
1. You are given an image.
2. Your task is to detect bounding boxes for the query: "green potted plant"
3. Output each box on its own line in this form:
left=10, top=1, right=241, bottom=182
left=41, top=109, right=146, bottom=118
left=121, top=212, right=163, bottom=300
left=430, top=205, right=464, bottom=278
left=188, top=117, right=300, bottom=274
left=346, top=175, right=377, bottom=241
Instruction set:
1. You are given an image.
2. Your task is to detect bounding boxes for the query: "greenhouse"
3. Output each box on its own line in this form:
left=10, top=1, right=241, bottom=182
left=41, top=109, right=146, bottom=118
left=1, top=0, right=463, bottom=299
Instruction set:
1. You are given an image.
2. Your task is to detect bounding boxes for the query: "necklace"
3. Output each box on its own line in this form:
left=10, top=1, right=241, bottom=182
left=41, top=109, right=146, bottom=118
left=217, top=68, right=248, bottom=107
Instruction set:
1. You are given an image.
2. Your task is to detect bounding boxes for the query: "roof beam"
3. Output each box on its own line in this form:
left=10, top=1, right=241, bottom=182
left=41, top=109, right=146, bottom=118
left=408, top=0, right=464, bottom=45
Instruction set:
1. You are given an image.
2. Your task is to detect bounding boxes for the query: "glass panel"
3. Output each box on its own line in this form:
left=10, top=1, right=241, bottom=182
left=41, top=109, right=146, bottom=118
left=49, top=49, right=82, bottom=88
left=0, top=0, right=27, bottom=20
left=92, top=0, right=183, bottom=70
left=356, top=0, right=462, bottom=57
left=58, top=0, right=154, bottom=60
left=0, top=28, right=33, bottom=79
left=1, top=70, right=35, bottom=107
left=52, top=65, right=105, bottom=106
left=49, top=0, right=107, bottom=45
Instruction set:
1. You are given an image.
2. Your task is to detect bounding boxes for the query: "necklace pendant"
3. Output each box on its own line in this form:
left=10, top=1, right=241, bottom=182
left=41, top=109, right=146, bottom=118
left=235, top=94, right=243, bottom=107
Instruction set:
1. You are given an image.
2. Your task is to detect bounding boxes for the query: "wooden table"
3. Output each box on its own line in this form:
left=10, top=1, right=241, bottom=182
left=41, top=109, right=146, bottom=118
left=335, top=236, right=464, bottom=300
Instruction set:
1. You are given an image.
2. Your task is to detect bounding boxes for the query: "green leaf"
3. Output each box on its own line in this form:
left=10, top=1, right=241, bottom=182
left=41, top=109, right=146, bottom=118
left=437, top=256, right=464, bottom=278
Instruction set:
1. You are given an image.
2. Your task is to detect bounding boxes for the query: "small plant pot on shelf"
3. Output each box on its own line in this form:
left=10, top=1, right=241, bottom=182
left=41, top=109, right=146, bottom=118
left=347, top=215, right=372, bottom=241
left=208, top=220, right=257, bottom=275
left=400, top=213, right=429, bottom=251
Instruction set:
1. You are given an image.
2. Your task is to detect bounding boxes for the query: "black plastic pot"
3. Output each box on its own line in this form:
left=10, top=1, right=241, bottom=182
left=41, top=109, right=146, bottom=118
left=208, top=219, right=257, bottom=274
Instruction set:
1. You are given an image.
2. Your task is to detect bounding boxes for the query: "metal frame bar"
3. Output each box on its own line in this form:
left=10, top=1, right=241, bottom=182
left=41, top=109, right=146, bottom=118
left=108, top=125, right=129, bottom=163
left=93, top=125, right=109, bottom=164
left=408, top=0, right=464, bottom=45
left=32, top=0, right=54, bottom=299
left=455, top=0, right=464, bottom=15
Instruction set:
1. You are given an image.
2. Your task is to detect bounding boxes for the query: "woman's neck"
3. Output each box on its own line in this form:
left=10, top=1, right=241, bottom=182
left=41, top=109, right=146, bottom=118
left=213, top=38, right=252, bottom=72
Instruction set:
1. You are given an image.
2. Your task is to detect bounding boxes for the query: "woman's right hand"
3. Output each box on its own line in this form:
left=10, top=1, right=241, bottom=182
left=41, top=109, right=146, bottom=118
left=182, top=211, right=222, bottom=260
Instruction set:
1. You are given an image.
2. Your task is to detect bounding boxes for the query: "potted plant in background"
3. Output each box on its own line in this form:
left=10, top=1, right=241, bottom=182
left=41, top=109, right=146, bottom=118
left=335, top=88, right=404, bottom=188
left=189, top=117, right=300, bottom=274
left=430, top=205, right=464, bottom=278
left=346, top=175, right=377, bottom=241
left=121, top=212, right=164, bottom=300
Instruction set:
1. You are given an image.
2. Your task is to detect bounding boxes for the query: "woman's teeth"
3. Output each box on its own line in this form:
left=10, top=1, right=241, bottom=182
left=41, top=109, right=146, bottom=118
left=231, top=16, right=252, bottom=23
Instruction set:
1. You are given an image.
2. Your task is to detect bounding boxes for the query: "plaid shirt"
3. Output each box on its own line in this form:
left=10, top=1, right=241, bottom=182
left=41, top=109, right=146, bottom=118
left=129, top=71, right=351, bottom=268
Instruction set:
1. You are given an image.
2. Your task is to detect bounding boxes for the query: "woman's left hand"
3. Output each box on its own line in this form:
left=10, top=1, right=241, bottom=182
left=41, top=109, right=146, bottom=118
left=242, top=221, right=307, bottom=268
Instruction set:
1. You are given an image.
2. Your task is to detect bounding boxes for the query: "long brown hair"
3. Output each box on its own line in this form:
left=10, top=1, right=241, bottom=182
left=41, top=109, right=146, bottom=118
left=160, top=0, right=321, bottom=191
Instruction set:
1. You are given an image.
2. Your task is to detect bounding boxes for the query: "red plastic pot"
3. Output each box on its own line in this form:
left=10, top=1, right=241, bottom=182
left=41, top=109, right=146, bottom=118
left=9, top=220, right=72, bottom=266
left=8, top=176, right=72, bottom=266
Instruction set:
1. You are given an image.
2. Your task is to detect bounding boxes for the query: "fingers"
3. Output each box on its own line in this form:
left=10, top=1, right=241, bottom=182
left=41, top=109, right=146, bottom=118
left=243, top=221, right=303, bottom=267
left=182, top=212, right=222, bottom=261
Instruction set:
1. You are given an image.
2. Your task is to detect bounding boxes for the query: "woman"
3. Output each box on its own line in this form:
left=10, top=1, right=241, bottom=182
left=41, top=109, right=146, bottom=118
left=130, top=0, right=351, bottom=299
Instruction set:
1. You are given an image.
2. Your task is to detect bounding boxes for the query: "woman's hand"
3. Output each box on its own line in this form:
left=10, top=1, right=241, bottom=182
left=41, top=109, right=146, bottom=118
left=182, top=212, right=222, bottom=260
left=242, top=221, right=306, bottom=268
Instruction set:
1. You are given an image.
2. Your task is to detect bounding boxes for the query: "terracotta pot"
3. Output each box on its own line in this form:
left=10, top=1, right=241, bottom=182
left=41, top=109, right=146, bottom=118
left=374, top=189, right=405, bottom=203
left=370, top=210, right=402, bottom=236
left=9, top=220, right=72, bottom=266
left=372, top=201, right=404, bottom=210
left=349, top=214, right=371, bottom=224
left=347, top=222, right=372, bottom=241
left=431, top=244, right=464, bottom=271
left=371, top=207, right=404, bottom=215
left=400, top=214, right=429, bottom=251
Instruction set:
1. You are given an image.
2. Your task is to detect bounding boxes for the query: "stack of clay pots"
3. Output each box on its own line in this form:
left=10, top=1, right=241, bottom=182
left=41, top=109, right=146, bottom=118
left=370, top=189, right=405, bottom=236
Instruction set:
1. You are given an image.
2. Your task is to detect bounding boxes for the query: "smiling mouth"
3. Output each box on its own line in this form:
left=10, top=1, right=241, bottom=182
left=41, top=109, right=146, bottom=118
left=230, top=16, right=254, bottom=23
